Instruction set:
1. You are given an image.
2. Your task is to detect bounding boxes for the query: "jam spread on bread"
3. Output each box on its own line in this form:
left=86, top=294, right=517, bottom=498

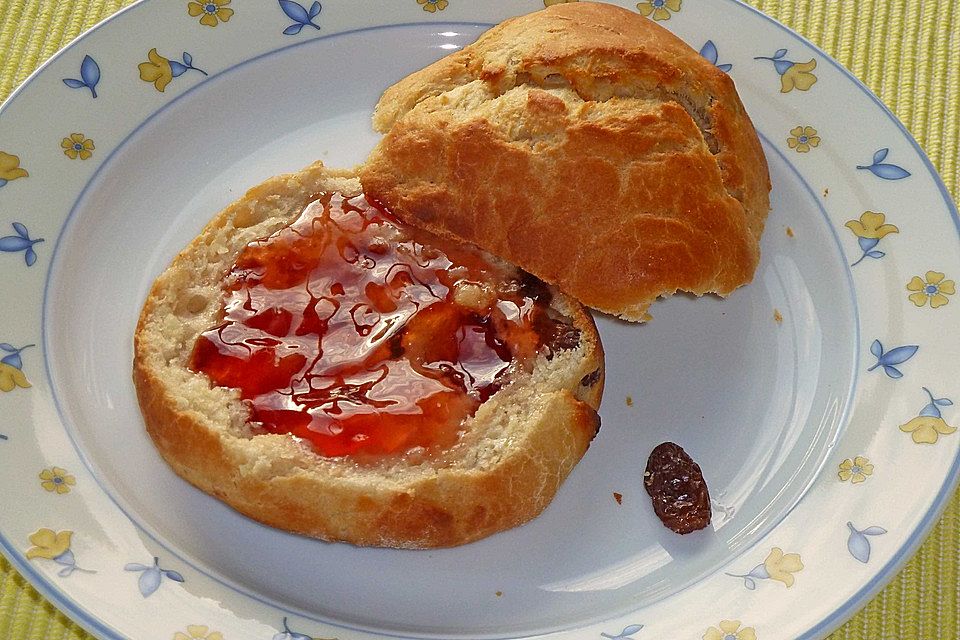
left=190, top=193, right=578, bottom=458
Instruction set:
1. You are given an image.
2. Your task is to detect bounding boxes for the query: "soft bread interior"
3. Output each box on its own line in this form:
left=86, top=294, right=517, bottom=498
left=134, top=161, right=603, bottom=548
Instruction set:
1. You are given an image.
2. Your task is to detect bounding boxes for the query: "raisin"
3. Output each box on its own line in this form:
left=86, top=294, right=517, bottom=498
left=580, top=368, right=601, bottom=387
left=644, top=442, right=711, bottom=534
left=517, top=270, right=553, bottom=303
left=536, top=318, right=580, bottom=358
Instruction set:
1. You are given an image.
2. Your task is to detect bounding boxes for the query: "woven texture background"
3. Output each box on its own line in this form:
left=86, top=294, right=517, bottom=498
left=0, top=0, right=957, bottom=638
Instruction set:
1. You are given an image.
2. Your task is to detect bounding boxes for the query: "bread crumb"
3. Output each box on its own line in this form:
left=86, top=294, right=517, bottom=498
left=786, top=226, right=794, bottom=237
left=453, top=280, right=495, bottom=310
left=613, top=492, right=623, bottom=505
left=625, top=395, right=633, bottom=407
left=823, top=187, right=829, bottom=197
left=495, top=591, right=503, bottom=597
left=774, top=309, right=783, bottom=324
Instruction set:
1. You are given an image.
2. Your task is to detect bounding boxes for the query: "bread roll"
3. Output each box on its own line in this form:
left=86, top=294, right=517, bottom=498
left=361, top=2, right=771, bottom=321
left=133, top=162, right=604, bottom=548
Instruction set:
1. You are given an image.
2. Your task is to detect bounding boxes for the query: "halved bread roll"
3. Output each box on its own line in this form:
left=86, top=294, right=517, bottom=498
left=361, top=2, right=771, bottom=321
left=133, top=162, right=604, bottom=548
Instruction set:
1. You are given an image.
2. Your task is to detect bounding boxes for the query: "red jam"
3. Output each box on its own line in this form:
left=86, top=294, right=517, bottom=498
left=190, top=193, right=575, bottom=458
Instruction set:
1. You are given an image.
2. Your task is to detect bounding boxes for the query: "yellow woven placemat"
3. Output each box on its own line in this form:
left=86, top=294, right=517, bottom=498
left=0, top=1, right=957, bottom=638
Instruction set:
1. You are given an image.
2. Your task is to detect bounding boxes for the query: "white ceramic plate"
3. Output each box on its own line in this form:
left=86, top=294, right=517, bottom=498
left=1, top=1, right=958, bottom=638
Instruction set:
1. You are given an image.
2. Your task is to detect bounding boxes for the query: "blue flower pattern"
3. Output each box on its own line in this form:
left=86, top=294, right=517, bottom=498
left=62, top=55, right=101, bottom=98
left=857, top=148, right=911, bottom=180
left=272, top=617, right=313, bottom=640
left=754, top=48, right=818, bottom=92
left=726, top=563, right=772, bottom=590
left=170, top=52, right=206, bottom=79
left=899, top=387, right=956, bottom=444
left=845, top=211, right=899, bottom=266
left=0, top=222, right=43, bottom=266
left=51, top=548, right=95, bottom=577
left=1, top=342, right=34, bottom=372
left=846, top=522, right=886, bottom=563
left=868, top=339, right=919, bottom=379
left=278, top=0, right=321, bottom=35
left=601, top=624, right=644, bottom=639
left=124, top=557, right=185, bottom=597
left=699, top=41, right=732, bottom=72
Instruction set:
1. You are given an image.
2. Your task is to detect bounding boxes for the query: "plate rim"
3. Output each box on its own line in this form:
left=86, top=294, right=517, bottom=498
left=732, top=5, right=960, bottom=639
left=0, top=1, right=957, bottom=639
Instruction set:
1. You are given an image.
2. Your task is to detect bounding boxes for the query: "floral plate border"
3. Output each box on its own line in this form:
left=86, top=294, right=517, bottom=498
left=1, top=1, right=958, bottom=639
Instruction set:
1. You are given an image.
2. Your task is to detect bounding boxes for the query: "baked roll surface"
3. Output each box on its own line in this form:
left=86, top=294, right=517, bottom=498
left=361, top=2, right=771, bottom=321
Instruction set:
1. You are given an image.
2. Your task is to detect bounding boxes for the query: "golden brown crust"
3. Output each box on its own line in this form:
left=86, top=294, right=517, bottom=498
left=361, top=2, right=771, bottom=320
left=133, top=162, right=604, bottom=548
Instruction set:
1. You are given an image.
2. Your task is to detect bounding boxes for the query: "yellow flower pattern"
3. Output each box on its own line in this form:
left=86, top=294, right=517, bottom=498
left=0, top=151, right=28, bottom=184
left=763, top=547, right=803, bottom=587
left=780, top=59, right=818, bottom=92
left=173, top=625, right=224, bottom=640
left=703, top=620, right=757, bottom=640
left=728, top=546, right=804, bottom=589
left=906, top=271, right=955, bottom=308
left=39, top=467, right=76, bottom=494
left=754, top=50, right=818, bottom=92
left=61, top=133, right=95, bottom=160
left=139, top=48, right=174, bottom=92
left=636, top=0, right=681, bottom=20
left=417, top=0, right=448, bottom=12
left=845, top=211, right=899, bottom=240
left=838, top=456, right=873, bottom=484
left=26, top=528, right=72, bottom=560
left=25, top=528, right=93, bottom=576
left=787, top=126, right=820, bottom=153
left=187, top=0, right=233, bottom=27
left=0, top=362, right=30, bottom=392
left=902, top=415, right=957, bottom=444
left=846, top=211, right=899, bottom=265
left=900, top=388, right=956, bottom=444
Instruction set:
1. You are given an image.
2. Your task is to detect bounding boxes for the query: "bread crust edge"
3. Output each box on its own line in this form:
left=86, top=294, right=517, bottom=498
left=133, top=162, right=605, bottom=549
